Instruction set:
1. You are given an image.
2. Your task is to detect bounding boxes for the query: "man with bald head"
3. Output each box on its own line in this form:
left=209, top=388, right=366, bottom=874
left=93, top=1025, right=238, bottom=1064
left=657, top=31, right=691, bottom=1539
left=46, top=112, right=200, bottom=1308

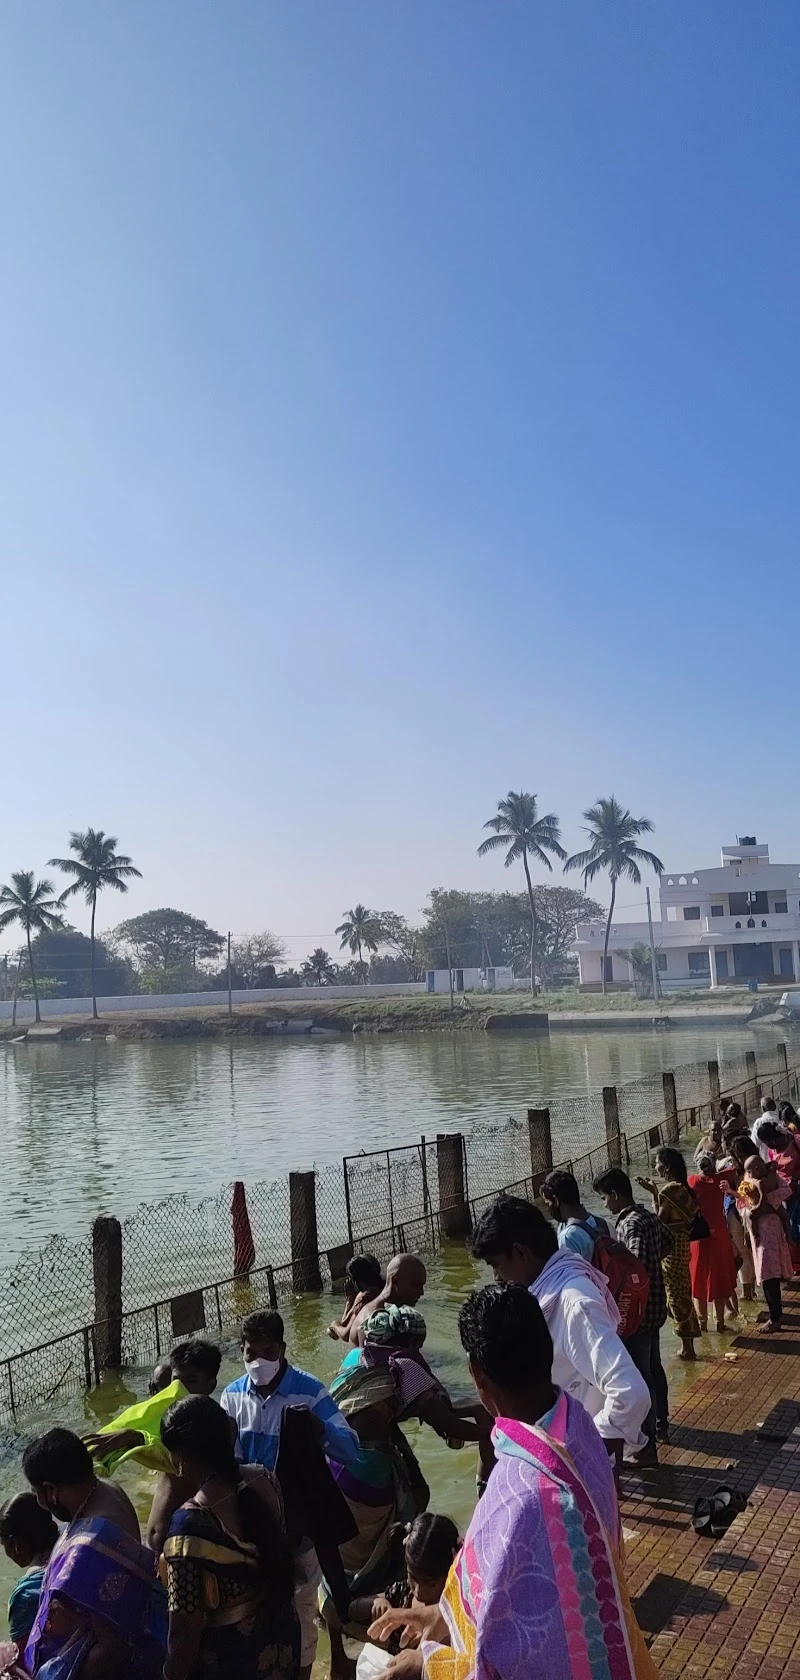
left=347, top=1253, right=427, bottom=1344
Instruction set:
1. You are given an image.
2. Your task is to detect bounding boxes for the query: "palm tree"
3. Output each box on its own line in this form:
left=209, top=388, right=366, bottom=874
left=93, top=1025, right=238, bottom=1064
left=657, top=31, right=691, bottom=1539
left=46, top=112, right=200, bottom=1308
left=335, top=905, right=381, bottom=984
left=565, top=797, right=664, bottom=995
left=301, top=947, right=338, bottom=985
left=478, top=792, right=566, bottom=992
left=49, top=829, right=141, bottom=1018
left=0, top=873, right=64, bottom=1023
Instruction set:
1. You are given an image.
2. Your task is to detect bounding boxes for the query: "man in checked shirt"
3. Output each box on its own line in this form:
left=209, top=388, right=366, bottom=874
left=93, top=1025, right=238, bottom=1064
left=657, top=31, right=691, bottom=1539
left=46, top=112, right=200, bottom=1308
left=595, top=1166, right=674, bottom=1467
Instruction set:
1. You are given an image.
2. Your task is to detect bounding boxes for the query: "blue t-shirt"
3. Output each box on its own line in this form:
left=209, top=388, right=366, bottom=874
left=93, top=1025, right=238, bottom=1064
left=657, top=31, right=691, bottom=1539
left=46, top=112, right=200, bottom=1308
left=556, top=1213, right=609, bottom=1262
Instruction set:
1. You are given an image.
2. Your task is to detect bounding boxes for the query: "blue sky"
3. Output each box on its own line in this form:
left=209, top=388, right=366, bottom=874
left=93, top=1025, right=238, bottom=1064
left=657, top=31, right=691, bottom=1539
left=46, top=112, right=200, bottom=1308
left=2, top=2, right=799, bottom=962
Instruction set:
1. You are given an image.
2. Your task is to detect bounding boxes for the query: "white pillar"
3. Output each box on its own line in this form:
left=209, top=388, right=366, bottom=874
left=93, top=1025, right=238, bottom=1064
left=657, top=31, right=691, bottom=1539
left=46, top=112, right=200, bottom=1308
left=793, top=941, right=800, bottom=983
left=708, top=947, right=718, bottom=990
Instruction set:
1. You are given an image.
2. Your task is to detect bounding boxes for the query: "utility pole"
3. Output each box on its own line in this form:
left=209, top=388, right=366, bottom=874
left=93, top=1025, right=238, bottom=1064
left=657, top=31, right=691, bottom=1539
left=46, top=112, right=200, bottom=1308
left=444, top=921, right=455, bottom=1014
left=227, top=932, right=233, bottom=1019
left=646, top=887, right=661, bottom=1003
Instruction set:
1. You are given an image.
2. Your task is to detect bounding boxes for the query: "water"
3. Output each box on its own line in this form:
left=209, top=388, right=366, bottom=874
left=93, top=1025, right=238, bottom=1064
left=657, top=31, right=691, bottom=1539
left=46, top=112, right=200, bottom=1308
left=0, top=1022, right=789, bottom=1260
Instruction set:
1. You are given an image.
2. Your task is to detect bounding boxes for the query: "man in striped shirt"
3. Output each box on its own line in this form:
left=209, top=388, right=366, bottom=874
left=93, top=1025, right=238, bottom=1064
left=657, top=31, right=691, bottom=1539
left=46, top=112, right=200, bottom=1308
left=220, top=1310, right=358, bottom=1678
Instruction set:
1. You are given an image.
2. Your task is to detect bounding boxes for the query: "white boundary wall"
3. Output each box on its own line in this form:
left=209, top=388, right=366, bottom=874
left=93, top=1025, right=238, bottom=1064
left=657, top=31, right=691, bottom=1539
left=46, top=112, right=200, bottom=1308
left=0, top=982, right=427, bottom=1022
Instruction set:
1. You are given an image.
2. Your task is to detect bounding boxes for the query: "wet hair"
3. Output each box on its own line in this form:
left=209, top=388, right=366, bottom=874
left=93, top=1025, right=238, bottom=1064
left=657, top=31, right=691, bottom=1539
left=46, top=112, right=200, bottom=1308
left=593, top=1168, right=633, bottom=1200
left=161, top=1397, right=293, bottom=1611
left=0, top=1492, right=58, bottom=1556
left=541, top=1169, right=581, bottom=1205
left=171, top=1339, right=222, bottom=1381
left=729, top=1135, right=752, bottom=1166
left=22, top=1430, right=94, bottom=1490
left=458, top=1284, right=553, bottom=1389
left=695, top=1152, right=717, bottom=1177
left=654, top=1147, right=688, bottom=1185
left=470, top=1197, right=557, bottom=1264
left=240, top=1312, right=284, bottom=1345
left=346, top=1254, right=383, bottom=1291
left=405, top=1513, right=460, bottom=1583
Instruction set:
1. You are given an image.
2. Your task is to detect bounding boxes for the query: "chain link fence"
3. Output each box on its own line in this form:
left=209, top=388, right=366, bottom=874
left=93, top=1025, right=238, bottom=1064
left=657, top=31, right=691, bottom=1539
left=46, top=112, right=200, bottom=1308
left=0, top=1044, right=797, bottom=1419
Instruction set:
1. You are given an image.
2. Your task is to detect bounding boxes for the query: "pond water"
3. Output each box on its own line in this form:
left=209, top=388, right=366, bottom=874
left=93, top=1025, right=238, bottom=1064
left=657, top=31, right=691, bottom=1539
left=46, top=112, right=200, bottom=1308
left=0, top=1022, right=791, bottom=1260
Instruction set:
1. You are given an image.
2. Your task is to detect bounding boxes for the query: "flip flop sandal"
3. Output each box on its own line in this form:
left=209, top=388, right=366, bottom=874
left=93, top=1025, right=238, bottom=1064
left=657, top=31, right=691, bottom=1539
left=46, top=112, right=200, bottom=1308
left=692, top=1487, right=747, bottom=1537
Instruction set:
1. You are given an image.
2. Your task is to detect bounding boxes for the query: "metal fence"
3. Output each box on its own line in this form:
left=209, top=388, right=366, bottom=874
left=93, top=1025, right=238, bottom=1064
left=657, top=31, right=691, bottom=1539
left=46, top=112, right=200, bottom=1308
left=0, top=1043, right=797, bottom=1420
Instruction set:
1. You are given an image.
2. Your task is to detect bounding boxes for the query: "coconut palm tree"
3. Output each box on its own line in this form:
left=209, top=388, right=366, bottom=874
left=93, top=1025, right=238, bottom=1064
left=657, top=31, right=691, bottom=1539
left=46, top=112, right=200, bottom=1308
left=0, top=873, right=65, bottom=1022
left=478, top=792, right=567, bottom=992
left=335, top=905, right=381, bottom=984
left=565, top=797, right=664, bottom=995
left=49, top=829, right=141, bottom=1019
left=301, top=947, right=338, bottom=986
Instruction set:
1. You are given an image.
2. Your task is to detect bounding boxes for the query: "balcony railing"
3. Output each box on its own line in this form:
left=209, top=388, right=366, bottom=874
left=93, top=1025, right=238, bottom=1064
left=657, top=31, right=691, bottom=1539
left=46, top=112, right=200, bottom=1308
left=701, top=913, right=800, bottom=937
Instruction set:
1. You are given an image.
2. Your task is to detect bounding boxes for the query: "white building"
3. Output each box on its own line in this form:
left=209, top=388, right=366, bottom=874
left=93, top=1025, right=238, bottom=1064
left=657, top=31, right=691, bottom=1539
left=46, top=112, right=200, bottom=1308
left=426, top=965, right=515, bottom=994
left=574, top=838, right=800, bottom=992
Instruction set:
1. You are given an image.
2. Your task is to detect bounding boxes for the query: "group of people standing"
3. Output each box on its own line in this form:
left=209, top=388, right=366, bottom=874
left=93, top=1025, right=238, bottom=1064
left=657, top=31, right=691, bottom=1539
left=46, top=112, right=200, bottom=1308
left=0, top=1089, right=796, bottom=1680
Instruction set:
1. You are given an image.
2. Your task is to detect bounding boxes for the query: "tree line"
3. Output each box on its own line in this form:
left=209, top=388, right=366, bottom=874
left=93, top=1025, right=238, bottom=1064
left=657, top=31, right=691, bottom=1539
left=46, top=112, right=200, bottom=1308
left=0, top=792, right=664, bottom=1017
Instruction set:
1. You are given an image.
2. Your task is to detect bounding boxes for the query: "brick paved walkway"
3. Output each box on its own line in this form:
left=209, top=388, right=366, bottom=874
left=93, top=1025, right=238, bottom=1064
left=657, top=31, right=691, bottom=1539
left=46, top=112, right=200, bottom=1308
left=622, top=1281, right=800, bottom=1678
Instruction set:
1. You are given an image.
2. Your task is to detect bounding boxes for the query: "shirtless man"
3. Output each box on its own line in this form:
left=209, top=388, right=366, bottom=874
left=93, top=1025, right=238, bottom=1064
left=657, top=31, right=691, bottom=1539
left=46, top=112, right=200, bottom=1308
left=347, top=1253, right=427, bottom=1345
left=23, top=1426, right=140, bottom=1540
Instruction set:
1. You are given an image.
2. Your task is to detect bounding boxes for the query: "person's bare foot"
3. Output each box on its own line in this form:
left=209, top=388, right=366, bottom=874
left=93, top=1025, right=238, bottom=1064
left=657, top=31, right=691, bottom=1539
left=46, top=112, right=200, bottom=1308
left=759, top=1320, right=783, bottom=1334
left=679, top=1346, right=697, bottom=1361
left=715, top=1322, right=730, bottom=1333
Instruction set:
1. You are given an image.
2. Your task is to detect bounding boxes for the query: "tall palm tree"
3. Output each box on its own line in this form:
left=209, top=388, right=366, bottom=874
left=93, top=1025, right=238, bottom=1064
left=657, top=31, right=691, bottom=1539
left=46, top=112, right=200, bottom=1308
left=565, top=797, right=664, bottom=995
left=0, top=873, right=64, bottom=1023
left=49, top=829, right=141, bottom=1018
left=478, top=792, right=566, bottom=993
left=335, top=905, right=381, bottom=984
left=301, top=947, right=337, bottom=985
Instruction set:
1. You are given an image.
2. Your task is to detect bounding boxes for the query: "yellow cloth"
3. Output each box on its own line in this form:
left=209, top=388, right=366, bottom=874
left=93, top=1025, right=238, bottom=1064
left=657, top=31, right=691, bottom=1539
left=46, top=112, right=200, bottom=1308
left=95, top=1378, right=187, bottom=1476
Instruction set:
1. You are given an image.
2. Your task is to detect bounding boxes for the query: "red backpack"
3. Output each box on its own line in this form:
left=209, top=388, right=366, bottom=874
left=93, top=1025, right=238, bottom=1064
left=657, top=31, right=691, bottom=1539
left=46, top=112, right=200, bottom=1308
left=575, top=1220, right=650, bottom=1339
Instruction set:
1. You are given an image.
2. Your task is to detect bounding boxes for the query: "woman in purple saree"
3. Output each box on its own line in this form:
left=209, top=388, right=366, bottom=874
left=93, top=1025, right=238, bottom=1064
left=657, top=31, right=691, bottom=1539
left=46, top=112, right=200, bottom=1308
left=10, top=1428, right=163, bottom=1680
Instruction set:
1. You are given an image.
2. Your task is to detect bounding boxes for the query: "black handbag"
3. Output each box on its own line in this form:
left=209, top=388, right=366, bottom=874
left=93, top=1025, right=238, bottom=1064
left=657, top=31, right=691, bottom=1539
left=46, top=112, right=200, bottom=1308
left=689, top=1209, right=711, bottom=1241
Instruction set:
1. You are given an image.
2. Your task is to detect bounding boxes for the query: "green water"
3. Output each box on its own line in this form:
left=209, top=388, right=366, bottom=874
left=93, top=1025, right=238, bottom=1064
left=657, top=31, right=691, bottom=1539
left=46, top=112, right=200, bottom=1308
left=0, top=1023, right=789, bottom=1260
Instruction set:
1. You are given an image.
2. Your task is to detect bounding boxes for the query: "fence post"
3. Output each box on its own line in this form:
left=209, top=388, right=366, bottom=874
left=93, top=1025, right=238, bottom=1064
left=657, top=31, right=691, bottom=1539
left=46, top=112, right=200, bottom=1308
left=437, top=1133, right=471, bottom=1237
left=745, top=1050, right=759, bottom=1109
left=707, top=1059, right=721, bottom=1118
left=662, top=1072, right=679, bottom=1145
left=93, top=1216, right=123, bottom=1370
left=289, top=1172, right=323, bottom=1292
left=527, top=1108, right=553, bottom=1189
left=777, top=1042, right=789, bottom=1096
left=603, top=1086, right=621, bottom=1168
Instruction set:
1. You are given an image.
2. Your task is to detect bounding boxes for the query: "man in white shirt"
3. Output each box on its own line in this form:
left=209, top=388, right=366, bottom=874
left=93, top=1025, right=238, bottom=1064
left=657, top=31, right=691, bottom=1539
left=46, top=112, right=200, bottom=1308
left=470, top=1194, right=649, bottom=1468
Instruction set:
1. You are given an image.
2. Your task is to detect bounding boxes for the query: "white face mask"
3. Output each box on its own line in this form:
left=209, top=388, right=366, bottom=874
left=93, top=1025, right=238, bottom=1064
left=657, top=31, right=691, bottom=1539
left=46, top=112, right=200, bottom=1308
left=245, top=1357, right=282, bottom=1387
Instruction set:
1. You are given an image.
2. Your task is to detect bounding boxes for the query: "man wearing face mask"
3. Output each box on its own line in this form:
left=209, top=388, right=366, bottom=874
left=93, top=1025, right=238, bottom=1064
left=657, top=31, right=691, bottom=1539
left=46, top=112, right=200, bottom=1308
left=220, top=1310, right=359, bottom=1680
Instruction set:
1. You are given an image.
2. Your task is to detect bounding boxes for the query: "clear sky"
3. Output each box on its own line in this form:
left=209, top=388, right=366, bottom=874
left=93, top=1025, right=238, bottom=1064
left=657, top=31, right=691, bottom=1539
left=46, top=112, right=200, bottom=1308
left=2, top=2, right=800, bottom=963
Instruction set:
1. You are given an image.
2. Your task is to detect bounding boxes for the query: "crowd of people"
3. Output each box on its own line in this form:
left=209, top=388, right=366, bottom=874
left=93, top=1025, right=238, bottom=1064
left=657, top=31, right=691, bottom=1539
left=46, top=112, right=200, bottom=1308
left=0, top=1091, right=796, bottom=1680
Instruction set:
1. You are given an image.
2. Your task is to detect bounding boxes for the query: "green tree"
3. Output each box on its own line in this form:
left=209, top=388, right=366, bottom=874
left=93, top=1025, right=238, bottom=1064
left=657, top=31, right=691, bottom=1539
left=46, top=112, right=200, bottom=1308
left=335, top=905, right=382, bottom=984
left=0, top=872, right=65, bottom=1022
left=478, top=792, right=566, bottom=992
left=617, top=942, right=660, bottom=999
left=376, top=912, right=424, bottom=980
left=20, top=926, right=134, bottom=1000
left=112, top=908, right=225, bottom=991
left=301, top=947, right=338, bottom=985
left=49, top=829, right=141, bottom=1018
left=565, top=797, right=664, bottom=995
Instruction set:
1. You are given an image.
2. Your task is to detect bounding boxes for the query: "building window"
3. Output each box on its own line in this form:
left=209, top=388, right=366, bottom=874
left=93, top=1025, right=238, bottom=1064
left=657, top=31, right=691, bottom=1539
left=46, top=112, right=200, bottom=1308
left=688, top=952, right=710, bottom=976
left=656, top=953, right=668, bottom=972
left=683, top=906, right=701, bottom=921
left=775, top=901, right=788, bottom=914
left=710, top=903, right=725, bottom=918
left=729, top=891, right=769, bottom=916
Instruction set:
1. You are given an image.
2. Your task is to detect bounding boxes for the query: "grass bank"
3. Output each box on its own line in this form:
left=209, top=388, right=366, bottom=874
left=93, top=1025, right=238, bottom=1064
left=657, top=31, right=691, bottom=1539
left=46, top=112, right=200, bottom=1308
left=0, top=984, right=770, bottom=1041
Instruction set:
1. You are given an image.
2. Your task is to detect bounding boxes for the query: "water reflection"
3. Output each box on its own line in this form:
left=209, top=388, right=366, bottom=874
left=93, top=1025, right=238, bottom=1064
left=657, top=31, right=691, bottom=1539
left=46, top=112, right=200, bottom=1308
left=0, top=1024, right=790, bottom=1261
